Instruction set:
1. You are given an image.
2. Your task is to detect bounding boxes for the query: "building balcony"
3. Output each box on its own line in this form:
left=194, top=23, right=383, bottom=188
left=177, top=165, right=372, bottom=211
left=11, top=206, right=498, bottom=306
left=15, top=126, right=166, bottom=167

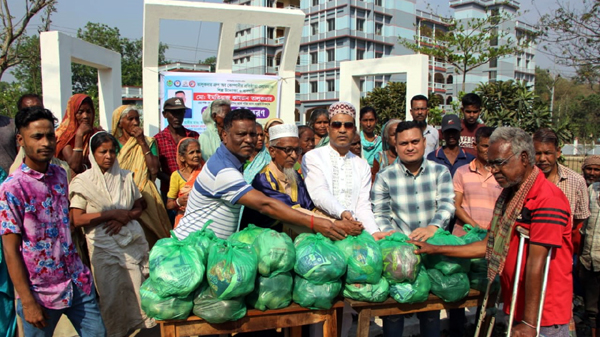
left=514, top=66, right=533, bottom=74
left=296, top=92, right=339, bottom=101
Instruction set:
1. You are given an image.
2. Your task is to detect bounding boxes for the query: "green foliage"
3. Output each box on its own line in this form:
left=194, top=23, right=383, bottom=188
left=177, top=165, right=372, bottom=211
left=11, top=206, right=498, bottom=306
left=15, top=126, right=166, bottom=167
left=0, top=82, right=25, bottom=117
left=200, top=56, right=217, bottom=72
left=360, top=81, right=407, bottom=133
left=400, top=12, right=531, bottom=91
left=11, top=35, right=42, bottom=95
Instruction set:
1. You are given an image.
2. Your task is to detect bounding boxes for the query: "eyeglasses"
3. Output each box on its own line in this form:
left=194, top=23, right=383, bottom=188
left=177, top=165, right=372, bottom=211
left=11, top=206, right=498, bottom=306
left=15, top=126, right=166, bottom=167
left=271, top=145, right=302, bottom=156
left=330, top=121, right=355, bottom=129
left=351, top=141, right=360, bottom=146
left=485, top=153, right=516, bottom=170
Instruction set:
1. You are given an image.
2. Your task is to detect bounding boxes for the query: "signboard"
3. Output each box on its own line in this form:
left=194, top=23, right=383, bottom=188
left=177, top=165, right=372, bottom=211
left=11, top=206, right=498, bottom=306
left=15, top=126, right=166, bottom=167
left=160, top=72, right=282, bottom=134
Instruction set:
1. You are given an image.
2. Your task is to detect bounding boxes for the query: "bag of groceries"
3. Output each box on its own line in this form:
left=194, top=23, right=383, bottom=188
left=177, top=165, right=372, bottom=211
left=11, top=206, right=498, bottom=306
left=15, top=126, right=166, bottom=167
left=427, top=269, right=470, bottom=302
left=207, top=240, right=257, bottom=299
left=343, top=277, right=389, bottom=303
left=294, top=233, right=347, bottom=284
left=192, top=282, right=246, bottom=324
left=292, top=275, right=342, bottom=310
left=335, top=231, right=383, bottom=284
left=246, top=272, right=293, bottom=311
left=423, top=229, right=470, bottom=275
left=389, top=268, right=431, bottom=304
left=140, top=279, right=193, bottom=320
left=378, top=232, right=421, bottom=284
left=253, top=229, right=296, bottom=277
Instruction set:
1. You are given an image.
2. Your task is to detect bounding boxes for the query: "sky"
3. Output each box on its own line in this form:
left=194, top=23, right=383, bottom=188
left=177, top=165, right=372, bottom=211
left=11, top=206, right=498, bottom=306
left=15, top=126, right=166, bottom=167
left=10, top=0, right=582, bottom=82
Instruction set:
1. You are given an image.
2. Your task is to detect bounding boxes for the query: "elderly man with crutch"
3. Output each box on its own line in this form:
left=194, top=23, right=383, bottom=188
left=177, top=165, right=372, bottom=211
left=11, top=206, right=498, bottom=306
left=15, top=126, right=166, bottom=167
left=411, top=127, right=573, bottom=337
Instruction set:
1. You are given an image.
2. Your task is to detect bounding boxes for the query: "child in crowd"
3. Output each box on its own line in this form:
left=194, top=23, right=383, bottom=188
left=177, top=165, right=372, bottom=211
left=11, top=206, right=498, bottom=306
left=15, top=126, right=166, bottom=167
left=167, top=138, right=204, bottom=227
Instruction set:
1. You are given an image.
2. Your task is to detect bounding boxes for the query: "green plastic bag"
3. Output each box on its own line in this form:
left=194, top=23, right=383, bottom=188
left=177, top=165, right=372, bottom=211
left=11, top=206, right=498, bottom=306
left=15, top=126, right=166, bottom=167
left=334, top=231, right=383, bottom=284
left=378, top=232, right=421, bottom=284
left=294, top=233, right=347, bottom=284
left=468, top=272, right=500, bottom=293
left=207, top=240, right=257, bottom=299
left=293, top=276, right=341, bottom=310
left=427, top=269, right=470, bottom=302
left=470, top=258, right=488, bottom=273
left=343, top=277, right=389, bottom=302
left=246, top=272, right=293, bottom=311
left=192, top=282, right=246, bottom=324
left=185, top=222, right=218, bottom=264
left=461, top=224, right=488, bottom=244
left=140, top=279, right=193, bottom=320
left=149, top=232, right=204, bottom=297
left=228, top=224, right=267, bottom=245
left=424, top=229, right=471, bottom=276
left=253, top=229, right=296, bottom=277
left=389, top=268, right=431, bottom=304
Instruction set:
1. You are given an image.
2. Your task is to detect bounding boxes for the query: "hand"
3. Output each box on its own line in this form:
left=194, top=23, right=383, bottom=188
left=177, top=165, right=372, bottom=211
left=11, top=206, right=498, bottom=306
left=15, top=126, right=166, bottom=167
left=103, top=220, right=124, bottom=236
left=341, top=211, right=354, bottom=221
left=110, top=209, right=131, bottom=225
left=131, top=126, right=145, bottom=142
left=333, top=219, right=363, bottom=236
left=510, top=322, right=537, bottom=337
left=372, top=231, right=393, bottom=241
left=177, top=194, right=189, bottom=207
left=22, top=301, right=48, bottom=329
left=313, top=218, right=346, bottom=241
left=409, top=225, right=437, bottom=242
left=408, top=239, right=437, bottom=255
left=75, top=122, right=93, bottom=138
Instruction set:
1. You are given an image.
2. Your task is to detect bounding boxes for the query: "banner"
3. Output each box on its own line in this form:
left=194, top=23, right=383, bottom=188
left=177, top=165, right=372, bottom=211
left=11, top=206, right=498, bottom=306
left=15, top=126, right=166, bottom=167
left=160, top=72, right=281, bottom=134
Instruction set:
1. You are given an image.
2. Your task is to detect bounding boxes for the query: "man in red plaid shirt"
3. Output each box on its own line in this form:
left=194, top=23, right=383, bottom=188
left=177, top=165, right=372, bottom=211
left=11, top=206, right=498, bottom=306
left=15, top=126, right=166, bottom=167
left=154, top=97, right=199, bottom=197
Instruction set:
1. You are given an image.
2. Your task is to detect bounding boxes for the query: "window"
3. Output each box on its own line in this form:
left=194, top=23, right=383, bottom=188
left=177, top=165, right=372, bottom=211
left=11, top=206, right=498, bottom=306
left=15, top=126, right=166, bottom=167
left=311, top=52, right=318, bottom=64
left=356, top=18, right=365, bottom=31
left=267, top=27, right=274, bottom=39
left=489, top=57, right=497, bottom=68
left=312, top=0, right=319, bottom=5
left=327, top=49, right=335, bottom=62
left=375, top=52, right=382, bottom=59
left=310, top=81, right=318, bottom=93
left=359, top=80, right=365, bottom=91
left=526, top=60, right=530, bottom=68
left=311, top=22, right=318, bottom=35
left=267, top=0, right=274, bottom=7
left=374, top=0, right=382, bottom=6
left=327, top=79, right=335, bottom=91
left=489, top=71, right=497, bottom=82
left=327, top=18, right=335, bottom=31
left=375, top=81, right=383, bottom=88
left=357, top=49, right=364, bottom=60
left=375, top=23, right=383, bottom=36
left=517, top=58, right=521, bottom=67
left=267, top=56, right=273, bottom=67
left=490, top=27, right=498, bottom=46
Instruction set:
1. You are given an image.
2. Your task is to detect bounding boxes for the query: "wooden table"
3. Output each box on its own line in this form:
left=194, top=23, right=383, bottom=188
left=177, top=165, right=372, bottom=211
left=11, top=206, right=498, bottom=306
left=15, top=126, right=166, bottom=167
left=156, top=302, right=345, bottom=337
left=346, top=289, right=485, bottom=337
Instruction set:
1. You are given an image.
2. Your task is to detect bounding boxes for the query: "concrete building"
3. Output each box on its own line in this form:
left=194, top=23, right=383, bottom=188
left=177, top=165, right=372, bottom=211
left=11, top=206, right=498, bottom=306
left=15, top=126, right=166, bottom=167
left=224, top=0, right=536, bottom=122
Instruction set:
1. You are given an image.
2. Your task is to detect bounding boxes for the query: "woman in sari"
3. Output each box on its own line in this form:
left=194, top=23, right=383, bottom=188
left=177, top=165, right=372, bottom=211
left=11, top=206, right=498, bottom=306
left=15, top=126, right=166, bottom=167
left=359, top=106, right=382, bottom=167
left=111, top=105, right=171, bottom=247
left=70, top=132, right=155, bottom=337
left=55, top=94, right=102, bottom=173
left=308, top=108, right=329, bottom=147
left=166, top=138, right=204, bottom=227
left=243, top=117, right=283, bottom=183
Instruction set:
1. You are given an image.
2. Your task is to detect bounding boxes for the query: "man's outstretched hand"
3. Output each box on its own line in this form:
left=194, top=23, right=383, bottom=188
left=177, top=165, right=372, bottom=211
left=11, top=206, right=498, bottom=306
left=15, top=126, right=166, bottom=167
left=407, top=239, right=438, bottom=255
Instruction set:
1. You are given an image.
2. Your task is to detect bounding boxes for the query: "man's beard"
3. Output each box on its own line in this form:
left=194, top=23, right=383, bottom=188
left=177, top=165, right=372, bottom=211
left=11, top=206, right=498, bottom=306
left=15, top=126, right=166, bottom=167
left=283, top=167, right=298, bottom=187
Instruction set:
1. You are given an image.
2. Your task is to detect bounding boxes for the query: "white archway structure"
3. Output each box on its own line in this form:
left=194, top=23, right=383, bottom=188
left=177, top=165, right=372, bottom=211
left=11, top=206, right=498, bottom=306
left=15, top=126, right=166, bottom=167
left=143, top=0, right=305, bottom=135
left=339, top=55, right=429, bottom=122
left=40, top=31, right=122, bottom=128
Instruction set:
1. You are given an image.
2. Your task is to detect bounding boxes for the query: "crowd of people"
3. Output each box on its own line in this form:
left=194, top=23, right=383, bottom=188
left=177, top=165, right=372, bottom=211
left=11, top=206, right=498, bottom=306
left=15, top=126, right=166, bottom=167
left=0, top=91, right=598, bottom=337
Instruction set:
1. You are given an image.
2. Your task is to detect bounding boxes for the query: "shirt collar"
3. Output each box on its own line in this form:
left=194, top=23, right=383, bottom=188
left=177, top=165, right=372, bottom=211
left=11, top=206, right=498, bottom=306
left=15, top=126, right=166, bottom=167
left=327, top=143, right=353, bottom=159
left=217, top=143, right=245, bottom=171
left=556, top=164, right=568, bottom=182
left=435, top=147, right=468, bottom=159
left=397, top=157, right=426, bottom=177
left=20, top=163, right=54, bottom=181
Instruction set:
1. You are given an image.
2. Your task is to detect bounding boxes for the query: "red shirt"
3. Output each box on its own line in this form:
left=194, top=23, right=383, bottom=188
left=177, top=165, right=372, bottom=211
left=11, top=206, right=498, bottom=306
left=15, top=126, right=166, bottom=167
left=154, top=127, right=199, bottom=194
left=500, top=172, right=573, bottom=326
left=459, top=120, right=485, bottom=157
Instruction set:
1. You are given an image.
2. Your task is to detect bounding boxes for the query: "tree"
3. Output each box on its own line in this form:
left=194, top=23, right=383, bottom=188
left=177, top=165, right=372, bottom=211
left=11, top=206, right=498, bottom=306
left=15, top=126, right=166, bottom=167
left=537, top=0, right=600, bottom=71
left=200, top=56, right=216, bottom=72
left=11, top=34, right=42, bottom=94
left=360, top=81, right=406, bottom=133
left=0, top=81, right=24, bottom=117
left=0, top=0, right=56, bottom=81
left=400, top=11, right=531, bottom=91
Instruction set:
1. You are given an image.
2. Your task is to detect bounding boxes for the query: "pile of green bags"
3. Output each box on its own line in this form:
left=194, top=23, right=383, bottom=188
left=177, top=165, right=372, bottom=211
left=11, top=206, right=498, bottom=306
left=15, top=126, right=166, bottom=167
left=193, top=282, right=246, bottom=324
left=336, top=231, right=388, bottom=302
left=461, top=225, right=500, bottom=293
left=207, top=240, right=257, bottom=299
left=246, top=272, right=293, bottom=311
left=140, top=279, right=194, bottom=320
left=378, top=233, right=430, bottom=304
left=427, top=269, right=470, bottom=303
left=293, top=233, right=346, bottom=309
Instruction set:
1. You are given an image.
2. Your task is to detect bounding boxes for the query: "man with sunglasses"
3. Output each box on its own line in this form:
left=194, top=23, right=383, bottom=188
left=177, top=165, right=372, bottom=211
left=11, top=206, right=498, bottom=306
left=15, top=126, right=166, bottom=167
left=302, top=101, right=378, bottom=235
left=242, top=124, right=320, bottom=234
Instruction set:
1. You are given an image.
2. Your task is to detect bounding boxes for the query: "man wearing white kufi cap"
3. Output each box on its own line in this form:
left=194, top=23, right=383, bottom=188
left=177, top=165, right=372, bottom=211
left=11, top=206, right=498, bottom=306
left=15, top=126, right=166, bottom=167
left=242, top=124, right=320, bottom=234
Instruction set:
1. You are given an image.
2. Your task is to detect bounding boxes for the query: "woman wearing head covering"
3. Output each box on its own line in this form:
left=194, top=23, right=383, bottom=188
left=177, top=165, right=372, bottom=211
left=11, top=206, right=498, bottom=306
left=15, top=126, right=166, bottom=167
left=69, top=132, right=155, bottom=337
left=111, top=105, right=171, bottom=247
left=200, top=99, right=231, bottom=162
left=243, top=117, right=283, bottom=183
left=359, top=106, right=382, bottom=167
left=166, top=138, right=204, bottom=228
left=55, top=94, right=102, bottom=173
left=308, top=108, right=330, bottom=148
left=371, top=119, right=401, bottom=181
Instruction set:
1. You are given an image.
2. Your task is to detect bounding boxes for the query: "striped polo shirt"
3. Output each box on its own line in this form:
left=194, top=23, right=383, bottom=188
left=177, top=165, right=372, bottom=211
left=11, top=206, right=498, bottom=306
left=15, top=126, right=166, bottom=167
left=174, top=144, right=254, bottom=239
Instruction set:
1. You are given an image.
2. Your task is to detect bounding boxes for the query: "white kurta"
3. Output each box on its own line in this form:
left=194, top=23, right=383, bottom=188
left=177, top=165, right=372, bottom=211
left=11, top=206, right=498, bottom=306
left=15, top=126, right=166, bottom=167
left=301, top=144, right=378, bottom=234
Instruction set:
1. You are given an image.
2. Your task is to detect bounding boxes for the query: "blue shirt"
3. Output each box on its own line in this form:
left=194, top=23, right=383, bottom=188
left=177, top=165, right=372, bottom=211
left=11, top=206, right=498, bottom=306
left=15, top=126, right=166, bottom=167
left=174, top=144, right=254, bottom=239
left=426, top=147, right=475, bottom=177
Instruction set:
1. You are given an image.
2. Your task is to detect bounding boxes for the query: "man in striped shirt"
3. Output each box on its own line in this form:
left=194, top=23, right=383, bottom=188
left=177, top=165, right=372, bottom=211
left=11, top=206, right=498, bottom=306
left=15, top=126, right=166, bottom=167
left=174, top=108, right=362, bottom=240
left=371, top=120, right=455, bottom=337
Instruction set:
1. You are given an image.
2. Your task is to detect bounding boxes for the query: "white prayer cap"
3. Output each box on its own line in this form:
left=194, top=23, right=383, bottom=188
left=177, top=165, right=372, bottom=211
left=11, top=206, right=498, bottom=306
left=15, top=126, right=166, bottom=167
left=269, top=124, right=298, bottom=141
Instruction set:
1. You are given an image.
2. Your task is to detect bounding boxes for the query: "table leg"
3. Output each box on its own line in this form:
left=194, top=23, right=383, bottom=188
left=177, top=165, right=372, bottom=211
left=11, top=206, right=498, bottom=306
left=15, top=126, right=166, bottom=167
left=289, top=326, right=302, bottom=337
left=356, top=309, right=371, bottom=337
left=160, top=322, right=176, bottom=337
left=323, top=310, right=338, bottom=337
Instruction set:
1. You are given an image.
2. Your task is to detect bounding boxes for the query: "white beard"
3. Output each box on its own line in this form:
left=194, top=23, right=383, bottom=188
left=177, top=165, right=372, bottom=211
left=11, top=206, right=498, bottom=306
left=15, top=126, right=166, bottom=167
left=283, top=167, right=298, bottom=187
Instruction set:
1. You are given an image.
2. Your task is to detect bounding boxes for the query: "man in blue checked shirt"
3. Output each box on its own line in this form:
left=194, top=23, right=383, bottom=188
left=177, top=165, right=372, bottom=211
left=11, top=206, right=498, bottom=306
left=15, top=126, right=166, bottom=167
left=371, top=120, right=455, bottom=337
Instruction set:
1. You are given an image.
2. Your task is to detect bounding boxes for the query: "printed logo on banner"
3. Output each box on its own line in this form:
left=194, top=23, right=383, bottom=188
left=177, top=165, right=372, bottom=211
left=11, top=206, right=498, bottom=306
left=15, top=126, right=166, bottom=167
left=174, top=80, right=181, bottom=87
left=166, top=80, right=173, bottom=87
left=189, top=81, right=196, bottom=88
left=183, top=81, right=189, bottom=87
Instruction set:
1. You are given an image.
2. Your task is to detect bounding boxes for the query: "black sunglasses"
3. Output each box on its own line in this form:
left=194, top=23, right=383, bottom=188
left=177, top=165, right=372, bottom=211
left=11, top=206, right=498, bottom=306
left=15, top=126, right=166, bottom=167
left=271, top=145, right=302, bottom=156
left=330, top=121, right=355, bottom=129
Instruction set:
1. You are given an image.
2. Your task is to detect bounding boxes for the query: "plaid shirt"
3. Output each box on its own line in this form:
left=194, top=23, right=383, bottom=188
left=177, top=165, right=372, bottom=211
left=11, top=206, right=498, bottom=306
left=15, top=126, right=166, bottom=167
left=371, top=158, right=455, bottom=234
left=556, top=164, right=590, bottom=220
left=581, top=183, right=600, bottom=271
left=154, top=127, right=199, bottom=175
